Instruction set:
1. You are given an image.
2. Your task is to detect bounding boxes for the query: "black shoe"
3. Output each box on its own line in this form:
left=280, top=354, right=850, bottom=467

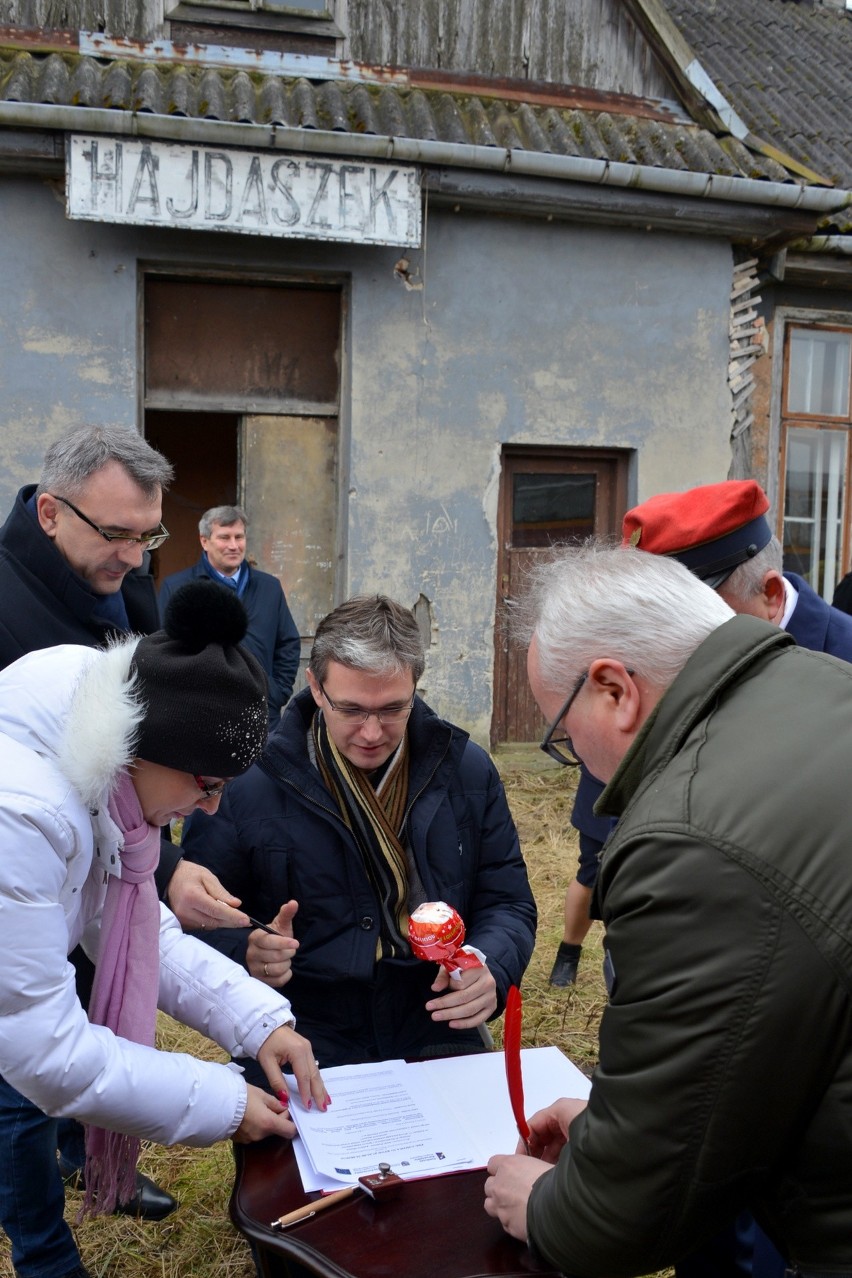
left=113, top=1170, right=178, bottom=1221
left=57, top=1155, right=178, bottom=1221
left=549, top=942, right=582, bottom=987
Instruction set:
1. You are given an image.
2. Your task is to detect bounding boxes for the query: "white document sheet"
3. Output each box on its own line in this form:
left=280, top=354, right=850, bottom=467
left=289, top=1045, right=591, bottom=1192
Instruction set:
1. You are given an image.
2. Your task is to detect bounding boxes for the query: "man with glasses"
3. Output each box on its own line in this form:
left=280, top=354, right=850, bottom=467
left=0, top=424, right=171, bottom=666
left=180, top=593, right=536, bottom=1071
left=544, top=480, right=849, bottom=1278
left=0, top=426, right=263, bottom=1278
left=484, top=543, right=852, bottom=1277
left=549, top=479, right=852, bottom=995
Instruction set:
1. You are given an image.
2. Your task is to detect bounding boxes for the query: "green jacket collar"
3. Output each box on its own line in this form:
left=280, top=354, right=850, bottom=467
left=597, top=615, right=795, bottom=820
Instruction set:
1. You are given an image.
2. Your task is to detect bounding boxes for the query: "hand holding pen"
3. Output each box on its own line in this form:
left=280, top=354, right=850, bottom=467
left=246, top=899, right=300, bottom=987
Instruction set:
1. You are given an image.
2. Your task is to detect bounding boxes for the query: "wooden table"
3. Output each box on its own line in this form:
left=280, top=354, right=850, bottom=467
left=230, top=1136, right=561, bottom=1278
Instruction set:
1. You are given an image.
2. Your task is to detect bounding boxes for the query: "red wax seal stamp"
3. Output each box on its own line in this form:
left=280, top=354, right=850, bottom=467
left=408, top=901, right=482, bottom=973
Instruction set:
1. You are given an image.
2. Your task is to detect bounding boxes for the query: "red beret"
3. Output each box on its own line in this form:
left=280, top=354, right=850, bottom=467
left=621, top=480, right=772, bottom=588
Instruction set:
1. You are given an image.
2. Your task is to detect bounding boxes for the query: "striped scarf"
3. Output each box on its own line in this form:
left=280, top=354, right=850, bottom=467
left=312, top=711, right=412, bottom=959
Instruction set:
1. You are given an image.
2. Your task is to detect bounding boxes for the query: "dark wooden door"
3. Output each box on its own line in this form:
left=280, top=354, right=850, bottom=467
left=492, top=447, right=629, bottom=746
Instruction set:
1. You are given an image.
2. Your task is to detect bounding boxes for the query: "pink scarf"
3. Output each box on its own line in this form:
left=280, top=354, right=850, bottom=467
left=82, top=769, right=161, bottom=1218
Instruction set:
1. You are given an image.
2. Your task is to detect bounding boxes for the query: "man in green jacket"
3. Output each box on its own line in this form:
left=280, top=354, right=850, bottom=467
left=484, top=542, right=852, bottom=1278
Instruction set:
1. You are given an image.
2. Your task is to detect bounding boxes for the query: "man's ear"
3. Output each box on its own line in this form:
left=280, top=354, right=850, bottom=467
left=36, top=492, right=60, bottom=538
left=587, top=659, right=643, bottom=734
left=760, top=571, right=787, bottom=622
left=305, top=668, right=323, bottom=708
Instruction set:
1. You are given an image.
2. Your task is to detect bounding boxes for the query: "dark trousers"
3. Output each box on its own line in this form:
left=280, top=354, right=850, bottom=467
left=0, top=948, right=96, bottom=1277
left=676, top=1212, right=787, bottom=1278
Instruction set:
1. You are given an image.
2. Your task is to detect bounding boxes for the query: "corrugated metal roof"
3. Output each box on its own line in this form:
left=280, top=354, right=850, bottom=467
left=666, top=0, right=852, bottom=190
left=0, top=43, right=797, bottom=187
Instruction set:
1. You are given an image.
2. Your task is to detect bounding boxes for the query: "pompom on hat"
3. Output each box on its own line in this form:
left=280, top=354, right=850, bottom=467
left=131, top=580, right=268, bottom=777
left=621, top=480, right=772, bottom=589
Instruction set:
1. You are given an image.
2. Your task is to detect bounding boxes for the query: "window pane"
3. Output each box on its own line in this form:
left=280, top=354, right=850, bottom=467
left=512, top=473, right=596, bottom=548
left=263, top=0, right=331, bottom=10
left=782, top=426, right=847, bottom=598
left=182, top=0, right=333, bottom=12
left=788, top=328, right=851, bottom=416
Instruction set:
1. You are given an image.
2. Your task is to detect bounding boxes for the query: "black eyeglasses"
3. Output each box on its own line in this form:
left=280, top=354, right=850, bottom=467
left=50, top=494, right=170, bottom=551
left=318, top=681, right=415, bottom=724
left=194, top=776, right=228, bottom=800
left=540, top=672, right=589, bottom=767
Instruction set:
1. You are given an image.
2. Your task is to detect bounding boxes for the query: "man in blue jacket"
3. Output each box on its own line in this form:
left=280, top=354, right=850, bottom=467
left=181, top=594, right=536, bottom=1071
left=623, top=480, right=852, bottom=662
left=159, top=505, right=301, bottom=728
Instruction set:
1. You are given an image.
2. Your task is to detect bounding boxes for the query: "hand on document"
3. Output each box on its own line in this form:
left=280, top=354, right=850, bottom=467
left=234, top=1083, right=300, bottom=1144
left=483, top=1152, right=552, bottom=1241
left=523, top=1097, right=588, bottom=1163
left=255, top=1024, right=330, bottom=1119
left=483, top=1097, right=589, bottom=1242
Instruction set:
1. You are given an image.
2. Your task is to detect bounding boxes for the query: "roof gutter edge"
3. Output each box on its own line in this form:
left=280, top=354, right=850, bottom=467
left=1, top=101, right=849, bottom=216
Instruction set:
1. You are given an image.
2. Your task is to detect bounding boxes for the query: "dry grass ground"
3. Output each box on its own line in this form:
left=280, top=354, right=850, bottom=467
left=0, top=753, right=669, bottom=1278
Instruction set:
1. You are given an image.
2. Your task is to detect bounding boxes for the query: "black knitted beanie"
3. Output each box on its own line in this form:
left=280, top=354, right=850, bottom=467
left=131, top=580, right=268, bottom=777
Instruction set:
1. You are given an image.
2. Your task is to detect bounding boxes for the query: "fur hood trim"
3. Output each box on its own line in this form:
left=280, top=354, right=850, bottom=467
left=58, top=637, right=146, bottom=809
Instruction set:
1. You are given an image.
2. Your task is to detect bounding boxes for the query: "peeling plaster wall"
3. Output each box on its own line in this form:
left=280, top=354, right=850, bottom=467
left=0, top=179, right=140, bottom=490
left=0, top=179, right=732, bottom=743
left=344, top=212, right=733, bottom=740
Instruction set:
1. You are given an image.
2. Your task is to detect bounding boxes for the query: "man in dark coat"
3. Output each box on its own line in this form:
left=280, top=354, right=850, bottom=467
left=181, top=594, right=536, bottom=1071
left=485, top=544, right=852, bottom=1277
left=550, top=479, right=852, bottom=993
left=0, top=441, right=164, bottom=666
left=549, top=479, right=848, bottom=1278
left=622, top=480, right=852, bottom=661
left=0, top=426, right=257, bottom=1278
left=159, top=505, right=300, bottom=728
left=0, top=425, right=181, bottom=1276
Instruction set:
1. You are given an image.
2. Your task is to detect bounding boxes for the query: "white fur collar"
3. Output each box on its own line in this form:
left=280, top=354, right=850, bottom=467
left=58, top=638, right=146, bottom=810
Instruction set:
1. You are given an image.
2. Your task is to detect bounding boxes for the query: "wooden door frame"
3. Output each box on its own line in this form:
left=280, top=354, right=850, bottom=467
left=491, top=445, right=630, bottom=747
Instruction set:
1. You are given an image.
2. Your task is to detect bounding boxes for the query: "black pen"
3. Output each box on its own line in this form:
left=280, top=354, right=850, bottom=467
left=247, top=915, right=279, bottom=935
left=214, top=900, right=280, bottom=935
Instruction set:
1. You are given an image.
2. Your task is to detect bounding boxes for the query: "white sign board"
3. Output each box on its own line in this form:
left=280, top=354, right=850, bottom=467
left=66, top=135, right=421, bottom=247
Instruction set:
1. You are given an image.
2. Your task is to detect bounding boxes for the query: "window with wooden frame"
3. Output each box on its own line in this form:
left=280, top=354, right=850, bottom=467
left=780, top=322, right=852, bottom=600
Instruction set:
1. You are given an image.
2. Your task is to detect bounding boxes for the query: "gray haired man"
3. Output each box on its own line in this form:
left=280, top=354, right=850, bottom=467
left=485, top=542, right=852, bottom=1277
left=0, top=427, right=262, bottom=1278
left=159, top=504, right=301, bottom=728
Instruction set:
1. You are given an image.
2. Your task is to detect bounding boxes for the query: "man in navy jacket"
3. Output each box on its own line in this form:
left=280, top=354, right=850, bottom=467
left=0, top=424, right=181, bottom=1276
left=159, top=505, right=301, bottom=728
left=622, top=481, right=852, bottom=662
left=182, top=594, right=536, bottom=1071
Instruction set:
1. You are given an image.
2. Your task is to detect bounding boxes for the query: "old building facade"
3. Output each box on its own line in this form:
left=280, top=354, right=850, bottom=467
left=0, top=0, right=846, bottom=741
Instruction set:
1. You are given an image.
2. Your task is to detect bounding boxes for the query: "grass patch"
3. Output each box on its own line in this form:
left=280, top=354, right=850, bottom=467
left=1, top=756, right=670, bottom=1277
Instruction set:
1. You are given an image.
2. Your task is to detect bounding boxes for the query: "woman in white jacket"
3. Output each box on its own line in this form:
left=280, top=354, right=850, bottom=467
left=0, top=581, right=326, bottom=1276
